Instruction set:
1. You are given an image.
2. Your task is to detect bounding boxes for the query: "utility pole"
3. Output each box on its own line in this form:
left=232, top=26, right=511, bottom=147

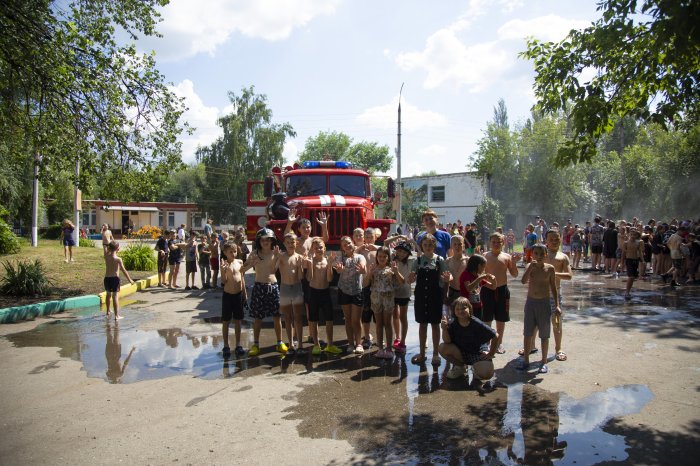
left=74, top=157, right=80, bottom=247
left=396, top=83, right=404, bottom=227
left=31, top=153, right=41, bottom=247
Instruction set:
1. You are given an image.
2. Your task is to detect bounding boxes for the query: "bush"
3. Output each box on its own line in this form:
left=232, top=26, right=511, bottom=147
left=79, top=237, right=96, bottom=248
left=134, top=225, right=162, bottom=239
left=42, top=224, right=63, bottom=239
left=0, top=219, right=20, bottom=255
left=119, top=244, right=157, bottom=271
left=0, top=259, right=53, bottom=296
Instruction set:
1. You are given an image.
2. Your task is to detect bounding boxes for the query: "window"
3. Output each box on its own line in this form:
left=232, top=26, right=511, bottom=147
left=82, top=210, right=96, bottom=226
left=193, top=215, right=202, bottom=228
left=430, top=186, right=445, bottom=202
left=168, top=212, right=175, bottom=227
left=330, top=175, right=367, bottom=197
left=286, top=175, right=326, bottom=197
left=158, top=212, right=164, bottom=227
left=82, top=212, right=90, bottom=227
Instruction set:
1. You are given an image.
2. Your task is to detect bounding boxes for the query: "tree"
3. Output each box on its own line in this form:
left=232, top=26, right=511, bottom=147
left=474, top=196, right=504, bottom=231
left=298, top=131, right=392, bottom=174
left=197, top=87, right=295, bottom=224
left=522, top=0, right=700, bottom=165
left=158, top=163, right=205, bottom=204
left=0, top=0, right=187, bottom=200
left=400, top=185, right=428, bottom=227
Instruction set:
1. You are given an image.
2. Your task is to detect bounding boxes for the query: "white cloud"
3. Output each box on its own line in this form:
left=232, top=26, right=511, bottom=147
left=355, top=97, right=448, bottom=132
left=497, top=15, right=590, bottom=42
left=283, top=140, right=299, bottom=164
left=142, top=0, right=340, bottom=61
left=396, top=31, right=511, bottom=91
left=418, top=144, right=447, bottom=158
left=169, top=79, right=222, bottom=162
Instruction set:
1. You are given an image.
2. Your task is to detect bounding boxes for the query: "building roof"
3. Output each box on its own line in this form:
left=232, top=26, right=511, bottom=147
left=84, top=200, right=199, bottom=210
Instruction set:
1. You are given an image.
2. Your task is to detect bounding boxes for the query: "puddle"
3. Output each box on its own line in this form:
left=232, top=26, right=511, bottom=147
left=285, top=377, right=653, bottom=465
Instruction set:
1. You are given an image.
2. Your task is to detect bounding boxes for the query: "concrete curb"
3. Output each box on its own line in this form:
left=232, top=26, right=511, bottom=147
left=0, top=295, right=100, bottom=324
left=98, top=273, right=159, bottom=304
left=0, top=273, right=159, bottom=324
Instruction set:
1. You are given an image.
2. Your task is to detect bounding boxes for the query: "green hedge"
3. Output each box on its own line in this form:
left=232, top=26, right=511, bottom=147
left=119, top=244, right=157, bottom=271
left=1, top=259, right=53, bottom=296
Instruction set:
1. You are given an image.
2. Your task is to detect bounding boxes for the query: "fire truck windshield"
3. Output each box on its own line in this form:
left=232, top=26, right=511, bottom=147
left=285, top=174, right=367, bottom=198
left=330, top=175, right=367, bottom=197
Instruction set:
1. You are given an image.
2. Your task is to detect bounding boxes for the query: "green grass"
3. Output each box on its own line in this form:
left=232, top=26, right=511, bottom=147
left=0, top=239, right=152, bottom=308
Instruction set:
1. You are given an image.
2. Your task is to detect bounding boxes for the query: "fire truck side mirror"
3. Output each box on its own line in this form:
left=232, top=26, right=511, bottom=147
left=387, top=178, right=396, bottom=198
left=263, top=176, right=274, bottom=198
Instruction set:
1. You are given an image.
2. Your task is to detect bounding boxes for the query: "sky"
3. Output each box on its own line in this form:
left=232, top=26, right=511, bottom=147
left=134, top=0, right=601, bottom=177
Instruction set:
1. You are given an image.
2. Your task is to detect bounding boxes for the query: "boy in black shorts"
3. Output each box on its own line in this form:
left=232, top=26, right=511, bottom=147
left=104, top=241, right=135, bottom=320
left=220, top=242, right=248, bottom=357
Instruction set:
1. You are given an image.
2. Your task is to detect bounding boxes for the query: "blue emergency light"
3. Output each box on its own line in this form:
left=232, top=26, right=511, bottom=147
left=302, top=161, right=352, bottom=169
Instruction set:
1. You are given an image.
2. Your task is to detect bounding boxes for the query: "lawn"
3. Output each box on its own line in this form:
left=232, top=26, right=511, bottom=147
left=0, top=239, right=154, bottom=309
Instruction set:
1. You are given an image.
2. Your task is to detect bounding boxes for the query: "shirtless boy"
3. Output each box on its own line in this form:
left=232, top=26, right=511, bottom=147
left=518, top=244, right=559, bottom=373
left=104, top=241, right=135, bottom=320
left=209, top=234, right=220, bottom=288
left=482, top=232, right=518, bottom=353
left=444, top=235, right=469, bottom=315
left=246, top=228, right=287, bottom=357
left=101, top=224, right=114, bottom=253
left=220, top=242, right=248, bottom=357
left=358, top=227, right=379, bottom=349
left=278, top=233, right=307, bottom=354
left=284, top=208, right=329, bottom=256
left=304, top=238, right=342, bottom=355
left=621, top=229, right=645, bottom=299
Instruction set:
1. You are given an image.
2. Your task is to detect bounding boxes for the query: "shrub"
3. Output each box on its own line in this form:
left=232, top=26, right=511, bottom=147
left=0, top=259, right=53, bottom=296
left=79, top=237, right=96, bottom=248
left=0, top=219, right=20, bottom=255
left=119, top=244, right=157, bottom=271
left=134, top=225, right=162, bottom=239
left=42, top=224, right=63, bottom=239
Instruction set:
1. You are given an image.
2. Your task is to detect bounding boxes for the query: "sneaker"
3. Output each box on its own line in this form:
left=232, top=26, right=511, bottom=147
left=446, top=364, right=467, bottom=379
left=234, top=346, right=245, bottom=356
left=354, top=344, right=364, bottom=354
left=248, top=344, right=260, bottom=357
left=222, top=346, right=231, bottom=357
left=395, top=343, right=407, bottom=354
left=362, top=336, right=372, bottom=350
left=323, top=344, right=343, bottom=355
left=276, top=342, right=289, bottom=354
left=311, top=345, right=322, bottom=356
left=382, top=348, right=394, bottom=360
left=392, top=338, right=401, bottom=350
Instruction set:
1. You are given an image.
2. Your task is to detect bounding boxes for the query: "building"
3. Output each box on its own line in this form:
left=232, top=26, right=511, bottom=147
left=402, top=172, right=486, bottom=226
left=81, top=200, right=201, bottom=236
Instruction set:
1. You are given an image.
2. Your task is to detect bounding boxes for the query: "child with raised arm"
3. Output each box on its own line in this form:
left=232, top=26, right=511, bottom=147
left=439, top=297, right=498, bottom=384
left=334, top=235, right=367, bottom=354
left=167, top=230, right=185, bottom=289
left=278, top=232, right=307, bottom=355
left=220, top=242, right=248, bottom=357
left=444, top=235, right=469, bottom=316
left=518, top=244, right=559, bottom=373
left=304, top=238, right=342, bottom=355
left=459, top=254, right=496, bottom=322
left=390, top=241, right=414, bottom=354
left=60, top=219, right=76, bottom=263
left=363, top=246, right=404, bottom=359
left=622, top=229, right=645, bottom=299
left=482, top=232, right=519, bottom=354
left=104, top=241, right=135, bottom=320
left=246, top=228, right=287, bottom=357
left=184, top=232, right=199, bottom=290
left=407, top=234, right=452, bottom=365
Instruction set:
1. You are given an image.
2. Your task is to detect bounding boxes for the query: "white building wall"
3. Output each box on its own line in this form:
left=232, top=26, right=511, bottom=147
left=403, top=172, right=485, bottom=225
left=174, top=211, right=188, bottom=228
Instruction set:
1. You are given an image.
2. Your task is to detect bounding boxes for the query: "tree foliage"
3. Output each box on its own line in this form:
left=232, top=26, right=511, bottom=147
left=474, top=196, right=504, bottom=231
left=298, top=131, right=392, bottom=174
left=522, top=0, right=700, bottom=165
left=0, top=0, right=187, bottom=200
left=197, top=87, right=295, bottom=224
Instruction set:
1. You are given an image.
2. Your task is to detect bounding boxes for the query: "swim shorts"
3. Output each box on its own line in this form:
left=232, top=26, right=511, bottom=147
left=249, top=282, right=280, bottom=319
left=523, top=297, right=552, bottom=338
left=307, top=287, right=333, bottom=322
left=480, top=285, right=510, bottom=323
left=222, top=291, right=244, bottom=321
left=626, top=259, right=640, bottom=278
left=279, top=282, right=304, bottom=306
left=104, top=276, right=120, bottom=293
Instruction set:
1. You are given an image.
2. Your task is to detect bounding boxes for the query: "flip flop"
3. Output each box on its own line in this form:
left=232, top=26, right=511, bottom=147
left=517, top=348, right=539, bottom=356
left=496, top=345, right=506, bottom=354
left=539, top=363, right=549, bottom=374
left=411, top=354, right=427, bottom=365
left=555, top=351, right=567, bottom=361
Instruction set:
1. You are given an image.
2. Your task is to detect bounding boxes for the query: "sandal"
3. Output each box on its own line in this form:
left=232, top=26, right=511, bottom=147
left=411, top=354, right=426, bottom=365
left=496, top=345, right=506, bottom=354
left=517, top=348, right=539, bottom=356
left=431, top=355, right=441, bottom=366
left=539, top=363, right=549, bottom=374
left=555, top=351, right=567, bottom=361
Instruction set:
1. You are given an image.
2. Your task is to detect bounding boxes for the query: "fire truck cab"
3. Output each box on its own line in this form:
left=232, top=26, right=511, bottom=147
left=246, top=160, right=395, bottom=246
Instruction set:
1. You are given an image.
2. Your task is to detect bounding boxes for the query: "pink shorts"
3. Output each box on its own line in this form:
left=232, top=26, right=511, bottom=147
left=210, top=257, right=220, bottom=271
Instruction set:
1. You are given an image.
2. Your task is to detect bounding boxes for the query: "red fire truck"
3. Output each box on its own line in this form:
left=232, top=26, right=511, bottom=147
left=246, top=161, right=396, bottom=246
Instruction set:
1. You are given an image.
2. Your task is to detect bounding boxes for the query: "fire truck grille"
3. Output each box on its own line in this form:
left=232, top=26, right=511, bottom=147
left=308, top=207, right=364, bottom=241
